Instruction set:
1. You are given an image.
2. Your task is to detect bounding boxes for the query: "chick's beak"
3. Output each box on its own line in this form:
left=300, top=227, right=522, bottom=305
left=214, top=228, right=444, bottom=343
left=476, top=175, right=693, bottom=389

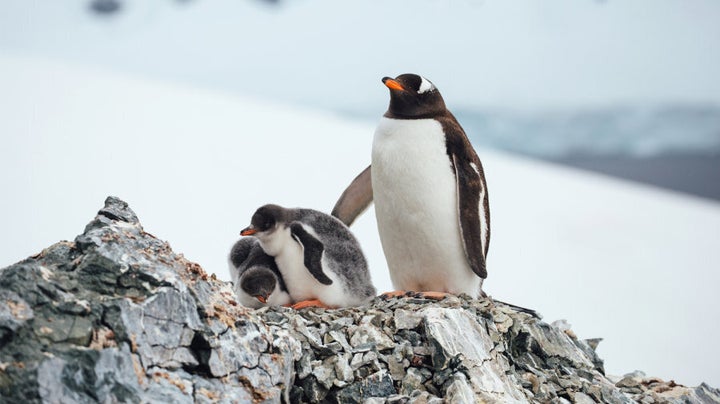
left=382, top=77, right=405, bottom=91
left=240, top=226, right=257, bottom=236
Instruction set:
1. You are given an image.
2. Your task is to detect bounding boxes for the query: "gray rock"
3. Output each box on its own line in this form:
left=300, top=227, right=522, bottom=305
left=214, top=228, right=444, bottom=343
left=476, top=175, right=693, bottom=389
left=350, top=324, right=395, bottom=351
left=37, top=356, right=99, bottom=404
left=444, top=373, right=477, bottom=403
left=206, top=321, right=267, bottom=377
left=408, top=391, right=444, bottom=404
left=585, top=338, right=603, bottom=351
left=0, top=196, right=717, bottom=404
left=333, top=370, right=396, bottom=403
left=401, top=367, right=430, bottom=396
left=0, top=290, right=33, bottom=343
left=300, top=375, right=328, bottom=402
left=333, top=353, right=354, bottom=384
left=0, top=197, right=288, bottom=402
left=616, top=374, right=642, bottom=388
left=572, top=391, right=597, bottom=404
left=94, top=347, right=145, bottom=402
left=312, top=358, right=337, bottom=390
left=394, top=309, right=423, bottom=330
left=424, top=307, right=528, bottom=401
left=296, top=351, right=315, bottom=379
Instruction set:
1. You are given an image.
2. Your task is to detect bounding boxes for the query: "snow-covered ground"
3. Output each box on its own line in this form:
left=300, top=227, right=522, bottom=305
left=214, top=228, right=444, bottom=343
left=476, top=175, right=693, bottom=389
left=1, top=55, right=719, bottom=387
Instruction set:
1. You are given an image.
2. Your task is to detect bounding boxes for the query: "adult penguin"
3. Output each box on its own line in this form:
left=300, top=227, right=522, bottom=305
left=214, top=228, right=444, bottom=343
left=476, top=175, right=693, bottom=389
left=333, top=73, right=490, bottom=298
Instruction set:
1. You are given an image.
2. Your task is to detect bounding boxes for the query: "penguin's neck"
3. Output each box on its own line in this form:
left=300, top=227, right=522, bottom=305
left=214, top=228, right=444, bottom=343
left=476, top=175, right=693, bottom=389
left=258, top=227, right=293, bottom=257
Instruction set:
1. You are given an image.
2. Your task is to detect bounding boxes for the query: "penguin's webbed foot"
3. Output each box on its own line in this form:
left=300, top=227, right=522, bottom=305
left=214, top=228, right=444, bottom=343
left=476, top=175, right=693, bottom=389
left=291, top=299, right=332, bottom=310
left=379, top=290, right=413, bottom=299
left=414, top=291, right=449, bottom=300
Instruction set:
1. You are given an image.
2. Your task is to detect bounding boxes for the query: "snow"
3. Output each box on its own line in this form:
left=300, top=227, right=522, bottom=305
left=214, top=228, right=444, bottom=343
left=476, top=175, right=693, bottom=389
left=2, top=55, right=720, bottom=388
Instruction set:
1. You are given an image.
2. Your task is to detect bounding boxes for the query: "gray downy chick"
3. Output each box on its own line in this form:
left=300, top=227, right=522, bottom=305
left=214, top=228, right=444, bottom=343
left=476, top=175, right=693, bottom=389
left=228, top=237, right=291, bottom=308
left=241, top=204, right=376, bottom=308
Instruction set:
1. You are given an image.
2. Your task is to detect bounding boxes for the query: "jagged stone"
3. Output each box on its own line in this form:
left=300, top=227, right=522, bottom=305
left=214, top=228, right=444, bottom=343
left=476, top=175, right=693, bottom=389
left=400, top=367, right=431, bottom=396
left=333, top=353, right=354, bottom=386
left=394, top=309, right=423, bottom=330
left=572, top=391, right=596, bottom=404
left=425, top=307, right=528, bottom=401
left=585, top=338, right=602, bottom=351
left=0, top=197, right=287, bottom=402
left=312, top=357, right=337, bottom=390
left=300, top=375, right=328, bottom=402
left=350, top=324, right=395, bottom=351
left=0, top=290, right=33, bottom=346
left=1, top=196, right=718, bottom=404
left=444, top=373, right=476, bottom=402
left=408, top=390, right=443, bottom=404
left=332, top=370, right=396, bottom=403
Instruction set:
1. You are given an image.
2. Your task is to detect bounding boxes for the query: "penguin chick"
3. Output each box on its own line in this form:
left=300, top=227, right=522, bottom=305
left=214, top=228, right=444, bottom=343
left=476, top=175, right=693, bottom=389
left=240, top=204, right=376, bottom=308
left=228, top=237, right=291, bottom=308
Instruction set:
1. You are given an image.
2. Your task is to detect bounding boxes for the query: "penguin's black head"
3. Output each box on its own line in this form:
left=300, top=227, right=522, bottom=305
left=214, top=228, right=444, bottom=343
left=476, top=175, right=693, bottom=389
left=240, top=204, right=286, bottom=237
left=240, top=267, right=277, bottom=304
left=382, top=73, right=447, bottom=119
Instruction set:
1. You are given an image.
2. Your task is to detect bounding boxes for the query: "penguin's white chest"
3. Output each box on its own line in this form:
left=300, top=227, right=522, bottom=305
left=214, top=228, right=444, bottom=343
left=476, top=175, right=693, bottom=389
left=371, top=117, right=480, bottom=296
left=261, top=227, right=362, bottom=308
left=272, top=242, right=321, bottom=300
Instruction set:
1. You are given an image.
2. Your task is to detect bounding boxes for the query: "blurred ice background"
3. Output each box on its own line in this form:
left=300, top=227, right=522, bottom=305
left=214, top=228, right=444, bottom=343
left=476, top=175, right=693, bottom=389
left=1, top=0, right=719, bottom=388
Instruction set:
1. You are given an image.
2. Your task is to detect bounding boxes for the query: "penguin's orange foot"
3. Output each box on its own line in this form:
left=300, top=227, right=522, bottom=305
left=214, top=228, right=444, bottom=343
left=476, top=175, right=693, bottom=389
left=291, top=299, right=331, bottom=310
left=379, top=290, right=414, bottom=299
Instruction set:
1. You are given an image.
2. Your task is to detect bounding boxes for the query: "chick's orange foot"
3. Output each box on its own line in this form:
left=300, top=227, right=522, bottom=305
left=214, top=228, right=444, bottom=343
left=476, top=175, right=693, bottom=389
left=290, top=299, right=333, bottom=310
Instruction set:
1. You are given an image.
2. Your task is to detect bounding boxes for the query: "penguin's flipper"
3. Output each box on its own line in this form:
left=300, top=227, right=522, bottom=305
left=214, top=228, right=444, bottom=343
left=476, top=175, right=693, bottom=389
left=331, top=165, right=373, bottom=227
left=290, top=222, right=333, bottom=285
left=452, top=153, right=488, bottom=279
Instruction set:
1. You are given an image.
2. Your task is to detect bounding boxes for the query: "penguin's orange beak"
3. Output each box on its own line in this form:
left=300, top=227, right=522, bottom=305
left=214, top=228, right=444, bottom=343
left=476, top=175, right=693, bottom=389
left=383, top=77, right=404, bottom=91
left=256, top=295, right=267, bottom=304
left=240, top=226, right=257, bottom=236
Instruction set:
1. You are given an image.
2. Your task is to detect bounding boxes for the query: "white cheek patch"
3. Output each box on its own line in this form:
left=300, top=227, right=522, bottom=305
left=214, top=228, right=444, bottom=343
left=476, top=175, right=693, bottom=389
left=417, top=76, right=435, bottom=94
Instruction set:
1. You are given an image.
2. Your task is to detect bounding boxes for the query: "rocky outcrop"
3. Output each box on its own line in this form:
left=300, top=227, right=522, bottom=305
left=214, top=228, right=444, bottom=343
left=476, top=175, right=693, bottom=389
left=0, top=197, right=718, bottom=403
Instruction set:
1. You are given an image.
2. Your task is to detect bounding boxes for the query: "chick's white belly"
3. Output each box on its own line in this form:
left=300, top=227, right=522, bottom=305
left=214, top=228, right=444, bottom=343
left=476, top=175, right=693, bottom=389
left=372, top=117, right=480, bottom=296
left=274, top=245, right=322, bottom=301
left=274, top=243, right=363, bottom=307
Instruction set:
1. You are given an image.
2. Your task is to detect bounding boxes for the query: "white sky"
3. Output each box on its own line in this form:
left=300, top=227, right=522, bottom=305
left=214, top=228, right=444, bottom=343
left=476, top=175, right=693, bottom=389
left=1, top=0, right=719, bottom=111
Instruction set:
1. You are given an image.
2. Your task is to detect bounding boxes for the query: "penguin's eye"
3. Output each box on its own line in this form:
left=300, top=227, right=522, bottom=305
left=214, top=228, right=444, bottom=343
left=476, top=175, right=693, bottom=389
left=260, top=214, right=276, bottom=230
left=252, top=212, right=271, bottom=231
